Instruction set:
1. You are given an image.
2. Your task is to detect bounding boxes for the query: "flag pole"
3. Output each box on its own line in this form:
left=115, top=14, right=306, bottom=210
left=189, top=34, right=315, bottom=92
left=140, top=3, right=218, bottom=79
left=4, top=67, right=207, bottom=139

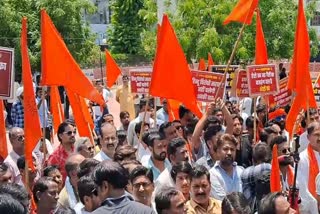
left=41, top=87, right=47, bottom=166
left=215, top=8, right=257, bottom=99
left=253, top=97, right=257, bottom=144
left=137, top=94, right=150, bottom=153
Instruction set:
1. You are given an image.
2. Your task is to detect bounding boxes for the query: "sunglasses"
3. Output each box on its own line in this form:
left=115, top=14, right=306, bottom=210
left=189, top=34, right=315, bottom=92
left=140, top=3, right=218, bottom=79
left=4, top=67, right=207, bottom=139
left=175, top=125, right=183, bottom=130
left=281, top=148, right=291, bottom=154
left=64, top=130, right=76, bottom=136
left=14, top=135, right=24, bottom=142
left=275, top=115, right=286, bottom=122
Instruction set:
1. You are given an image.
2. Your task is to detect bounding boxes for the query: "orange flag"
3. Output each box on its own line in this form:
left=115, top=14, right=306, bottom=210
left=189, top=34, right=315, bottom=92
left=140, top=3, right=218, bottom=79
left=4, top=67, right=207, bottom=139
left=223, top=0, right=259, bottom=25
left=286, top=0, right=317, bottom=137
left=106, top=50, right=121, bottom=88
left=270, top=144, right=281, bottom=192
left=167, top=99, right=181, bottom=121
left=40, top=10, right=104, bottom=105
left=255, top=10, right=268, bottom=65
left=150, top=14, right=202, bottom=118
left=21, top=18, right=42, bottom=170
left=66, top=90, right=93, bottom=140
left=198, top=58, right=206, bottom=71
left=0, top=100, right=8, bottom=159
left=208, top=53, right=215, bottom=66
left=50, top=86, right=64, bottom=135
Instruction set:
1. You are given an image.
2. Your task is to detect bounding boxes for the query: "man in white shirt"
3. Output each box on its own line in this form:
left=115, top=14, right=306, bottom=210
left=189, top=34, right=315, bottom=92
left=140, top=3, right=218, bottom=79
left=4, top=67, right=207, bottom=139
left=299, top=109, right=319, bottom=152
left=4, top=127, right=25, bottom=185
left=297, top=121, right=320, bottom=213
left=156, top=99, right=169, bottom=124
left=209, top=133, right=244, bottom=200
left=127, top=98, right=155, bottom=148
left=94, top=123, right=118, bottom=161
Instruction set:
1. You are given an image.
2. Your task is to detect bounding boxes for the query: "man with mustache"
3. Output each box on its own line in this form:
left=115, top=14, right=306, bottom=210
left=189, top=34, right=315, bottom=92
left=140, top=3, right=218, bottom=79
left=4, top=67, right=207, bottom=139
left=209, top=133, right=244, bottom=200
left=185, top=165, right=221, bottom=214
left=155, top=137, right=189, bottom=189
left=47, top=122, right=77, bottom=181
left=94, top=123, right=118, bottom=161
left=297, top=121, right=320, bottom=213
left=142, top=132, right=171, bottom=181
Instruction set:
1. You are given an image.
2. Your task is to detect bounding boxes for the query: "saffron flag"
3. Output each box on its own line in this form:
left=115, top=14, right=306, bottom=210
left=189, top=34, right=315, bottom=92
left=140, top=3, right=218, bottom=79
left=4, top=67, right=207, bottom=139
left=223, top=0, right=259, bottom=25
left=208, top=53, right=215, bottom=66
left=50, top=86, right=64, bottom=135
left=0, top=100, right=8, bottom=159
left=40, top=10, right=104, bottom=105
left=198, top=58, right=206, bottom=71
left=66, top=90, right=93, bottom=140
left=150, top=14, right=202, bottom=118
left=21, top=18, right=42, bottom=170
left=270, top=145, right=281, bottom=192
left=255, top=10, right=268, bottom=64
left=286, top=0, right=317, bottom=137
left=106, top=50, right=121, bottom=88
left=167, top=99, right=181, bottom=121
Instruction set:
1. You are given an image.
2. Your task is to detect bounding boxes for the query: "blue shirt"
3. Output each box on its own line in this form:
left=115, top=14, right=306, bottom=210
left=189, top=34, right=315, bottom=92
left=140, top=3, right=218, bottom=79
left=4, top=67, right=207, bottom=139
left=11, top=100, right=24, bottom=128
left=36, top=97, right=50, bottom=128
left=142, top=157, right=171, bottom=182
left=209, top=161, right=244, bottom=200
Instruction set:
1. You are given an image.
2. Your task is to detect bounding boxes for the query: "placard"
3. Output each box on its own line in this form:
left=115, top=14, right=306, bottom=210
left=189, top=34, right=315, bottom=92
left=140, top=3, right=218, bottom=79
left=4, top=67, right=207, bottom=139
left=191, top=70, right=225, bottom=102
left=247, top=64, right=279, bottom=97
left=235, top=69, right=249, bottom=98
left=268, top=77, right=292, bottom=107
left=0, top=47, right=14, bottom=99
left=311, top=72, right=320, bottom=106
left=210, top=65, right=239, bottom=91
left=130, top=67, right=152, bottom=94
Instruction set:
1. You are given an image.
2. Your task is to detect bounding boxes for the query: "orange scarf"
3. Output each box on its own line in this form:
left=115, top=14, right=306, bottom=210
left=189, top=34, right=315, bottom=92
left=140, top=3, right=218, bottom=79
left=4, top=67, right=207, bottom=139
left=308, top=144, right=319, bottom=197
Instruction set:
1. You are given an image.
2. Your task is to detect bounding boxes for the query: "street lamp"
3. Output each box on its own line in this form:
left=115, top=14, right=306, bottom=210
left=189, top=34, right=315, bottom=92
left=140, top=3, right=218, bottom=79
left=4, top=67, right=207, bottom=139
left=99, top=38, right=108, bottom=84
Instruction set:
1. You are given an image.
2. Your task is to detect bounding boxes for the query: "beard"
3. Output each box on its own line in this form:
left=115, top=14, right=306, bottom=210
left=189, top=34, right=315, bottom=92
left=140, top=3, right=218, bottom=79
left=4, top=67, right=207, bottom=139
left=154, top=151, right=166, bottom=161
left=220, top=156, right=234, bottom=166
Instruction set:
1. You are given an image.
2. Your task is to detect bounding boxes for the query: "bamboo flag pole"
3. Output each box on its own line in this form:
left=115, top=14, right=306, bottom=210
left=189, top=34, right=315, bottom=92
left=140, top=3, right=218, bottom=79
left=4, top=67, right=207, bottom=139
left=41, top=87, right=47, bottom=169
left=253, top=97, right=257, bottom=144
left=137, top=94, right=151, bottom=153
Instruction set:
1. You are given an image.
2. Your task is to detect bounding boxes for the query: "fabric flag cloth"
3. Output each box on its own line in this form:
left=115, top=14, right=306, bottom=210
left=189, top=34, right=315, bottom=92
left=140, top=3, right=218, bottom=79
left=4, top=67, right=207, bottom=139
left=255, top=10, right=268, bottom=64
left=150, top=14, right=202, bottom=118
left=40, top=10, right=105, bottom=105
left=198, top=58, right=206, bottom=71
left=106, top=50, right=121, bottom=88
left=0, top=100, right=8, bottom=159
left=270, top=144, right=281, bottom=192
left=208, top=53, right=215, bottom=66
left=167, top=99, right=181, bottom=121
left=223, top=0, right=259, bottom=25
left=66, top=90, right=93, bottom=140
left=308, top=144, right=319, bottom=197
left=286, top=0, right=317, bottom=137
left=21, top=17, right=42, bottom=170
left=50, top=86, right=64, bottom=135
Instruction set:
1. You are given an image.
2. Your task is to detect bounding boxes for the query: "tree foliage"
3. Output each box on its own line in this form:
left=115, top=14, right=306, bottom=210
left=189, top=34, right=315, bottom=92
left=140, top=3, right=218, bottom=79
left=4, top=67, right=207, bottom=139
left=139, top=0, right=318, bottom=63
left=108, top=0, right=145, bottom=54
left=0, top=0, right=99, bottom=77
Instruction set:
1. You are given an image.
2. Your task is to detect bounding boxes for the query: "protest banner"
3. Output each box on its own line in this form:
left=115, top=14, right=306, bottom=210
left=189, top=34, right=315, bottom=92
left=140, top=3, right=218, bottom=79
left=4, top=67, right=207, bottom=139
left=0, top=47, right=14, bottom=99
left=210, top=65, right=239, bottom=91
left=235, top=69, right=249, bottom=98
left=268, top=77, right=292, bottom=107
left=191, top=70, right=225, bottom=102
left=130, top=67, right=152, bottom=94
left=247, top=64, right=279, bottom=97
left=311, top=72, right=320, bottom=106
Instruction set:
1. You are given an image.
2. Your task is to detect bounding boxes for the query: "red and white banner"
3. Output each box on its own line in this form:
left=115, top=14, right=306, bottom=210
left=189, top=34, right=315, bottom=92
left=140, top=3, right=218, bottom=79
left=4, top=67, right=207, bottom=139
left=191, top=70, right=225, bottom=102
left=0, top=47, right=15, bottom=99
left=247, top=64, right=279, bottom=97
left=130, top=67, right=152, bottom=94
left=235, top=69, right=249, bottom=98
left=268, top=77, right=292, bottom=107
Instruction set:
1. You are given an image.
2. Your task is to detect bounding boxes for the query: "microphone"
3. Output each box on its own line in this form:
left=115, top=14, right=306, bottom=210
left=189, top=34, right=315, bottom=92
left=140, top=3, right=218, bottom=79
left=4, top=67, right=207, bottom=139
left=278, top=155, right=293, bottom=166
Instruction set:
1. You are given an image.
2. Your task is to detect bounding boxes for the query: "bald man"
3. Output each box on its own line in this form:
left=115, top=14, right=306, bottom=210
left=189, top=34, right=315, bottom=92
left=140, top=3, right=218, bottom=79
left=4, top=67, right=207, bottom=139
left=58, top=153, right=85, bottom=209
left=4, top=127, right=25, bottom=185
left=94, top=123, right=119, bottom=161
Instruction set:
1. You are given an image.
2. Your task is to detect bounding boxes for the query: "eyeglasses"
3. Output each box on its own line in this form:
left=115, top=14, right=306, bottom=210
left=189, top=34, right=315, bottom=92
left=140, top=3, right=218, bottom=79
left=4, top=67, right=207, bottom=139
left=87, top=146, right=94, bottom=151
left=132, top=182, right=152, bottom=189
left=175, top=125, right=183, bottom=131
left=14, top=135, right=24, bottom=142
left=281, top=148, right=291, bottom=154
left=64, top=130, right=76, bottom=136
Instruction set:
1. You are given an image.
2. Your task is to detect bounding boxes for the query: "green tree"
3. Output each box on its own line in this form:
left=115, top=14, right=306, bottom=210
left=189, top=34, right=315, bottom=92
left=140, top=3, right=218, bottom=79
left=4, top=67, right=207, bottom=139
left=0, top=0, right=99, bottom=77
left=139, top=0, right=318, bottom=63
left=108, top=0, right=145, bottom=54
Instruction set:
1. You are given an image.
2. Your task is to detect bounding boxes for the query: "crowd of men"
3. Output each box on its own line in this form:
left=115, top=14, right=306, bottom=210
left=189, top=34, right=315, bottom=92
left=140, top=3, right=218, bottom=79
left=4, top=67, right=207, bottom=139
left=1, top=73, right=319, bottom=214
